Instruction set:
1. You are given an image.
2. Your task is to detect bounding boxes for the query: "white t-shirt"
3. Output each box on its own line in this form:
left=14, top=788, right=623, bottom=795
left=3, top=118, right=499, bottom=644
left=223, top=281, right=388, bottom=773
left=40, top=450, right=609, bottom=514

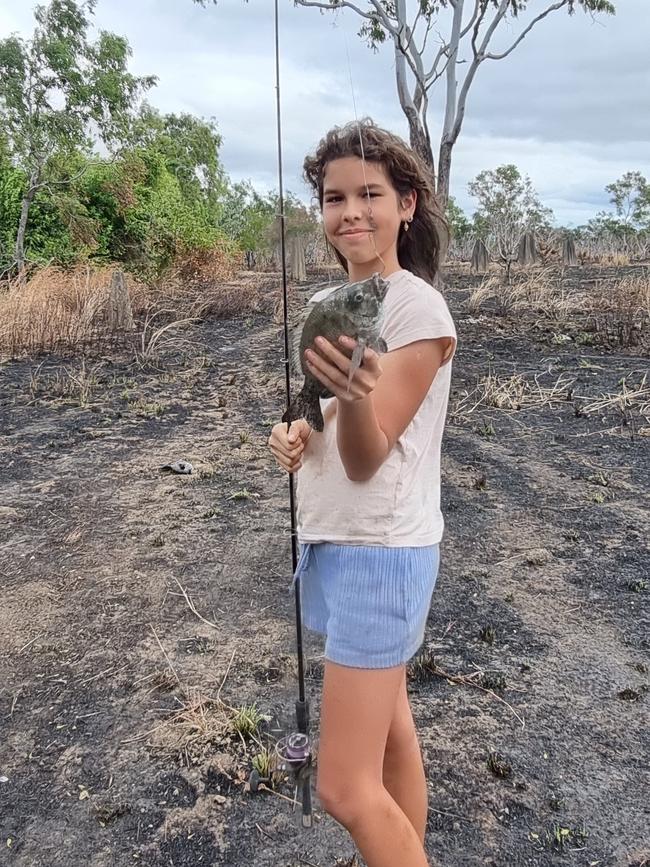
left=295, top=268, right=457, bottom=547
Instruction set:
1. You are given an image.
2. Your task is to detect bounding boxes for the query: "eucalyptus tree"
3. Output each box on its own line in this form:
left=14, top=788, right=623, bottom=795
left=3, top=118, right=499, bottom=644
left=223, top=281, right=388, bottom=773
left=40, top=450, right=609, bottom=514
left=0, top=0, right=155, bottom=273
left=292, top=0, right=615, bottom=205
left=468, top=163, right=553, bottom=278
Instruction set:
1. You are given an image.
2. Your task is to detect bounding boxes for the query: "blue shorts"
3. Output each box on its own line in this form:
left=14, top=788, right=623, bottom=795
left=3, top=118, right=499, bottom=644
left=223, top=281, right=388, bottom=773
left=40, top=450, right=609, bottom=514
left=290, top=542, right=440, bottom=669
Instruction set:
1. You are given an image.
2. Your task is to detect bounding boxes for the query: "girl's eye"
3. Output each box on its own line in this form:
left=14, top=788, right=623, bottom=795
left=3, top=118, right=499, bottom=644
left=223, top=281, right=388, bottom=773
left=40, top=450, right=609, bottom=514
left=324, top=193, right=378, bottom=203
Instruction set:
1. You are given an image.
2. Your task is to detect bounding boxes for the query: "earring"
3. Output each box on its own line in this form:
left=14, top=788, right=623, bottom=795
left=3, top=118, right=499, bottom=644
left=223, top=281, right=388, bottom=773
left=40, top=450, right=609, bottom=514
left=403, top=216, right=413, bottom=232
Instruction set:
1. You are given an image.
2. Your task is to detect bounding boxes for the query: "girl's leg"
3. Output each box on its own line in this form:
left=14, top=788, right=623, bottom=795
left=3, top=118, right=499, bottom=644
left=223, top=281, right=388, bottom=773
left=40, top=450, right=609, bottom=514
left=382, top=668, right=428, bottom=843
left=316, top=660, right=430, bottom=867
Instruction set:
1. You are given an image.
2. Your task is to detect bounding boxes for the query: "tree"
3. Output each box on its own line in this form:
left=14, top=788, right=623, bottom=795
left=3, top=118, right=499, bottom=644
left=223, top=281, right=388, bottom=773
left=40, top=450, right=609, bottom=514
left=605, top=171, right=649, bottom=231
left=291, top=0, right=615, bottom=206
left=446, top=195, right=471, bottom=240
left=217, top=180, right=275, bottom=260
left=468, top=163, right=553, bottom=278
left=130, top=104, right=227, bottom=206
left=0, top=0, right=156, bottom=273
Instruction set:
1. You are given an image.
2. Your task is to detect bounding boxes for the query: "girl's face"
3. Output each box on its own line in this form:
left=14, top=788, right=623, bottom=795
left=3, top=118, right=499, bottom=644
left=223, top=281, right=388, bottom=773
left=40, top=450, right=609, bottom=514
left=321, top=156, right=415, bottom=280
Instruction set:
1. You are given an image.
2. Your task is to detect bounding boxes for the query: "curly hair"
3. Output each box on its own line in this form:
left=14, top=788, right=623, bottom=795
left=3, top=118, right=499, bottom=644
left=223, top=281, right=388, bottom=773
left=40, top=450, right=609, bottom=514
left=303, top=118, right=448, bottom=285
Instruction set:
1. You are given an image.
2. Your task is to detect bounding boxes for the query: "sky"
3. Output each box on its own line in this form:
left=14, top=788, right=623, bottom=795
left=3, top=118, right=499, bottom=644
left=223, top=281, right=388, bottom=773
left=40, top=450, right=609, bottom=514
left=1, top=0, right=649, bottom=227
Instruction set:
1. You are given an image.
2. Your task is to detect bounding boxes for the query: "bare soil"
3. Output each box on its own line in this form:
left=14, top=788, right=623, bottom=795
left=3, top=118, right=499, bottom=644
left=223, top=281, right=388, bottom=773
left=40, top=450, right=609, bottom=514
left=1, top=264, right=649, bottom=867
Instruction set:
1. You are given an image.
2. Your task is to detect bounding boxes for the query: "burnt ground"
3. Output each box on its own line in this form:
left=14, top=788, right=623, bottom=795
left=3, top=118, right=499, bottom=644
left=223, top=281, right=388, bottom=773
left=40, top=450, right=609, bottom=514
left=0, top=264, right=649, bottom=867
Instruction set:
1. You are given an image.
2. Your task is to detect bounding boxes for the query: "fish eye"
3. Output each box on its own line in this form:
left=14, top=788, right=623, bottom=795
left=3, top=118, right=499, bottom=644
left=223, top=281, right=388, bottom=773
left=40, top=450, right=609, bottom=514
left=354, top=291, right=364, bottom=304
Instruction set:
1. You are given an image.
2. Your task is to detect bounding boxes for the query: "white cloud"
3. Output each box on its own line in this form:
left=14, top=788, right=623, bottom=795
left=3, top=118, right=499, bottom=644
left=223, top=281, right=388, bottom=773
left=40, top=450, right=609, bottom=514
left=1, top=0, right=647, bottom=226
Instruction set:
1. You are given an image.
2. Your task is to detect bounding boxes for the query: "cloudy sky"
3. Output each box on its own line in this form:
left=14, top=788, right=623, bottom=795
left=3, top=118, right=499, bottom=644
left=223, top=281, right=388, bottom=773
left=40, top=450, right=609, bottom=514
left=1, top=0, right=649, bottom=226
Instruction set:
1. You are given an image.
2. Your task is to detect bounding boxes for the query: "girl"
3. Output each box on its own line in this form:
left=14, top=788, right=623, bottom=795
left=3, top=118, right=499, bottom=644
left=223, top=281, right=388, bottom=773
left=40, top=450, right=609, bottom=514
left=268, top=118, right=456, bottom=867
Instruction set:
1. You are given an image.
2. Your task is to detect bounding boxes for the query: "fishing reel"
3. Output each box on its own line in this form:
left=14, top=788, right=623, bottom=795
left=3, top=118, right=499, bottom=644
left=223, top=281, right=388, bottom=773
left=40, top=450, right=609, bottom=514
left=248, top=730, right=314, bottom=828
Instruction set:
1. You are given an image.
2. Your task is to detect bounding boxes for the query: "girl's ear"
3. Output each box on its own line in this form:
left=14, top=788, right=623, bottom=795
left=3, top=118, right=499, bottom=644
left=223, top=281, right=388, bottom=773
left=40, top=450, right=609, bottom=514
left=400, top=189, right=417, bottom=219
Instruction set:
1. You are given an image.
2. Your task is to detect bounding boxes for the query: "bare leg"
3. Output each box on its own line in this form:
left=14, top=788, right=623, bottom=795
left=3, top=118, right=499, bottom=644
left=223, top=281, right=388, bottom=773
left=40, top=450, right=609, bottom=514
left=382, top=670, right=428, bottom=843
left=316, top=661, right=430, bottom=867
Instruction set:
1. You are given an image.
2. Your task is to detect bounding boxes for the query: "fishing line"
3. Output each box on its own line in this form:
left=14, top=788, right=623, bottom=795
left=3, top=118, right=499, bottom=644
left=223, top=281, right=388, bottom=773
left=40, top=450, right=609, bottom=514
left=342, top=23, right=387, bottom=276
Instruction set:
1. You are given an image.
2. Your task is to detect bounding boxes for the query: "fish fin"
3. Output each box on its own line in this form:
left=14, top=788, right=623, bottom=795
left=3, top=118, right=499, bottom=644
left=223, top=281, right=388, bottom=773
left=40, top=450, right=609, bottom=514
left=289, top=307, right=312, bottom=376
left=346, top=339, right=366, bottom=392
left=282, top=382, right=324, bottom=432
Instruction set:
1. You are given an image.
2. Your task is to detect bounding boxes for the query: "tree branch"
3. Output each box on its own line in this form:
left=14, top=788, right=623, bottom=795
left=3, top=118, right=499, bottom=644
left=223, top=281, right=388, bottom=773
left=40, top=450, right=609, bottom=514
left=293, top=0, right=374, bottom=23
left=485, top=0, right=568, bottom=60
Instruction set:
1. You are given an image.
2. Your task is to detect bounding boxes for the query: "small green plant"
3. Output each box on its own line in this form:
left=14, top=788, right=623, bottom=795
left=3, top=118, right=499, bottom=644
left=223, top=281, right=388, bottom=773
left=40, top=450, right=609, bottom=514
left=230, top=703, right=267, bottom=739
left=627, top=579, right=647, bottom=593
left=476, top=421, right=495, bottom=437
left=226, top=488, right=259, bottom=501
left=479, top=625, right=496, bottom=644
left=481, top=671, right=507, bottom=691
left=589, top=490, right=606, bottom=504
left=544, top=821, right=588, bottom=851
left=238, top=431, right=251, bottom=445
left=486, top=750, right=511, bottom=778
left=128, top=398, right=166, bottom=417
left=587, top=471, right=610, bottom=487
left=202, top=505, right=222, bottom=519
left=578, top=357, right=603, bottom=369
left=472, top=472, right=488, bottom=491
left=151, top=534, right=165, bottom=548
left=407, top=647, right=437, bottom=684
left=251, top=746, right=285, bottom=788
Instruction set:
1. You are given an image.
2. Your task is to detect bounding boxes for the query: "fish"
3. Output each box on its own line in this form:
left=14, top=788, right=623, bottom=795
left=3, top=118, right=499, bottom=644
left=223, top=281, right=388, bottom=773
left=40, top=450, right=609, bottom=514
left=282, top=272, right=389, bottom=432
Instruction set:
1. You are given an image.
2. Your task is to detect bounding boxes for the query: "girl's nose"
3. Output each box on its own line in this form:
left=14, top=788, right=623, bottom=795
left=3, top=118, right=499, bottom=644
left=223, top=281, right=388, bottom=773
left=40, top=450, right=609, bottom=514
left=341, top=196, right=365, bottom=224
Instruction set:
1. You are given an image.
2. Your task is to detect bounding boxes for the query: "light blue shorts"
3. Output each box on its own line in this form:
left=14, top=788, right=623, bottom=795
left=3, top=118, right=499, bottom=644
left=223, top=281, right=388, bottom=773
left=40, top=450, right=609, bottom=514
left=290, top=542, right=440, bottom=669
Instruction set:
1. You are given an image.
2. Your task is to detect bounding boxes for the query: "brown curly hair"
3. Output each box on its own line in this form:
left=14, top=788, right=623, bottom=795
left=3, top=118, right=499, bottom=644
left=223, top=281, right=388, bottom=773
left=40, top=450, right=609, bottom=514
left=303, top=118, right=448, bottom=285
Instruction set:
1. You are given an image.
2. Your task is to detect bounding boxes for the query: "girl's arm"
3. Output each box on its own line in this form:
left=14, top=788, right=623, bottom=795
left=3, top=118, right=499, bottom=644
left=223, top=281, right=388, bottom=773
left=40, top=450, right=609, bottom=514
left=336, top=337, right=450, bottom=482
left=304, top=332, right=453, bottom=481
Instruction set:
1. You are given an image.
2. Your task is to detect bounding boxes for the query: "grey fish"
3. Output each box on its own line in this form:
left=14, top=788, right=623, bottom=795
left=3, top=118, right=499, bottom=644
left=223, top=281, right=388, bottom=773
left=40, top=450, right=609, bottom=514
left=282, top=272, right=389, bottom=432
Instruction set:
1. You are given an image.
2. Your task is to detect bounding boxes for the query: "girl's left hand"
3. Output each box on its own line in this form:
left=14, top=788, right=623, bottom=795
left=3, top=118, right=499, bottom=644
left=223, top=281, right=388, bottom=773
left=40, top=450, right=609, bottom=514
left=304, top=335, right=383, bottom=404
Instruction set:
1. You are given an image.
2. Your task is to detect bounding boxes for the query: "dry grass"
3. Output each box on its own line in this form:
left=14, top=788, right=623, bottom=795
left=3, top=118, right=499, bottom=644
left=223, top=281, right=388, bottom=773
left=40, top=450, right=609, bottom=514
left=466, top=268, right=650, bottom=348
left=453, top=368, right=650, bottom=434
left=0, top=265, right=145, bottom=358
left=467, top=267, right=578, bottom=321
left=597, top=252, right=631, bottom=267
left=0, top=250, right=276, bottom=359
left=453, top=371, right=574, bottom=421
left=587, top=274, right=650, bottom=347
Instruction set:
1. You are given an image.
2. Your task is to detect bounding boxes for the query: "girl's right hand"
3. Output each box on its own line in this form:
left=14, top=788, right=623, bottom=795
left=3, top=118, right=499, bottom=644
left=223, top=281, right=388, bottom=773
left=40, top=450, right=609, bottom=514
left=268, top=418, right=312, bottom=474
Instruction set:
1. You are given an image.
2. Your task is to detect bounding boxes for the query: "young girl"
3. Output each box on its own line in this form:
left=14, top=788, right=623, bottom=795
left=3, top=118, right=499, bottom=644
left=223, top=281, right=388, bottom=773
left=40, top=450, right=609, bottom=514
left=268, top=118, right=456, bottom=867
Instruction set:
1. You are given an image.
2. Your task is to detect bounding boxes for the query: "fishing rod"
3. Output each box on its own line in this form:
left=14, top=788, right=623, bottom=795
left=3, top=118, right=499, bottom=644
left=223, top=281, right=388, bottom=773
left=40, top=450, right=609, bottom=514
left=255, top=0, right=313, bottom=829
left=253, top=4, right=385, bottom=830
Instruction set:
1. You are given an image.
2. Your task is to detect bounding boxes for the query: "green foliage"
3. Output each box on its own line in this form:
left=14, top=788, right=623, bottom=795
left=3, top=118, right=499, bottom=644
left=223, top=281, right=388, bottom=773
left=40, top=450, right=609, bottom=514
left=131, top=104, right=226, bottom=204
left=605, top=171, right=649, bottom=230
left=217, top=179, right=275, bottom=253
left=0, top=0, right=156, bottom=268
left=0, top=0, right=155, bottom=166
left=217, top=183, right=320, bottom=257
left=446, top=195, right=471, bottom=243
left=468, top=164, right=553, bottom=239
